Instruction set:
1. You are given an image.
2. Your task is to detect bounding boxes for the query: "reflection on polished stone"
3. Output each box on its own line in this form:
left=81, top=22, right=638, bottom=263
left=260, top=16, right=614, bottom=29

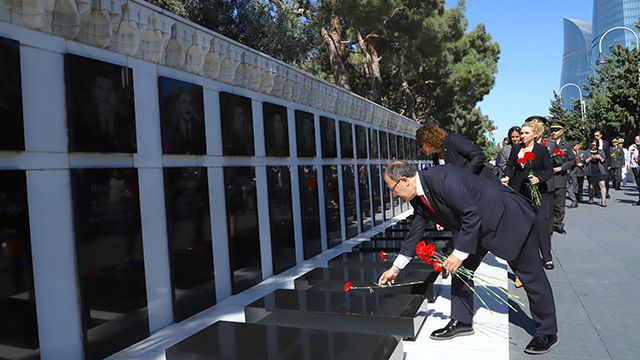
left=245, top=289, right=427, bottom=340
left=323, top=165, right=342, bottom=248
left=320, top=117, right=337, bottom=158
left=224, top=167, right=262, bottom=294
left=327, top=252, right=431, bottom=270
left=267, top=166, right=296, bottom=274
left=65, top=54, right=137, bottom=153
left=0, top=171, right=39, bottom=358
left=339, top=121, right=354, bottom=159
left=299, top=166, right=322, bottom=259
left=220, top=92, right=254, bottom=156
left=165, top=321, right=403, bottom=360
left=357, top=165, right=371, bottom=232
left=342, top=165, right=357, bottom=239
left=379, top=131, right=388, bottom=160
left=0, top=37, right=25, bottom=151
left=370, top=165, right=382, bottom=226
left=355, top=125, right=367, bottom=159
left=263, top=103, right=289, bottom=157
left=70, top=168, right=148, bottom=360
left=163, top=167, right=215, bottom=322
left=388, top=134, right=397, bottom=160
left=355, top=238, right=453, bottom=259
left=158, top=77, right=206, bottom=155
left=294, top=266, right=439, bottom=299
left=296, top=111, right=316, bottom=158
left=369, top=129, right=379, bottom=159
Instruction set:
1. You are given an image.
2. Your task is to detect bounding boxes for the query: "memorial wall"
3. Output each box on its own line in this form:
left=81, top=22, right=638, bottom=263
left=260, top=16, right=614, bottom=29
left=0, top=0, right=423, bottom=358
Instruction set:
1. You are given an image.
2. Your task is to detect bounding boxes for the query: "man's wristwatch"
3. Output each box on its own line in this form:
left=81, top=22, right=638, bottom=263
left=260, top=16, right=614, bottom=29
left=390, top=265, right=400, bottom=274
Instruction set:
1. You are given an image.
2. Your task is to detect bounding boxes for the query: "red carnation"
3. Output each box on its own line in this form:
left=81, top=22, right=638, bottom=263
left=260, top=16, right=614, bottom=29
left=308, top=179, right=317, bottom=189
left=542, top=139, right=547, bottom=145
left=344, top=282, right=352, bottom=292
left=433, top=263, right=442, bottom=272
left=380, top=251, right=386, bottom=262
left=415, top=241, right=427, bottom=255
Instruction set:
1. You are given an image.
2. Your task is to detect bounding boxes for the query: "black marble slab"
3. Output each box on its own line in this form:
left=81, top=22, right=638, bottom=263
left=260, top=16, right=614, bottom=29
left=299, top=166, right=322, bottom=259
left=267, top=166, right=296, bottom=274
left=352, top=239, right=453, bottom=259
left=320, top=116, right=338, bottom=158
left=388, top=134, right=397, bottom=159
left=342, top=165, right=358, bottom=239
left=165, top=321, right=403, bottom=360
left=370, top=165, right=383, bottom=226
left=245, top=289, right=428, bottom=340
left=327, top=252, right=432, bottom=270
left=158, top=77, right=206, bottom=155
left=294, top=266, right=440, bottom=302
left=296, top=110, right=316, bottom=158
left=339, top=121, right=354, bottom=159
left=0, top=37, right=25, bottom=151
left=263, top=103, right=289, bottom=157
left=355, top=125, right=368, bottom=159
left=220, top=92, right=254, bottom=156
left=357, top=165, right=371, bottom=232
left=323, top=165, right=342, bottom=248
left=379, top=131, right=388, bottom=159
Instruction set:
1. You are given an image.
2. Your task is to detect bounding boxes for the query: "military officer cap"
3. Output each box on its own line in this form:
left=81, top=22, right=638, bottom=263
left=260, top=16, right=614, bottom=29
left=618, top=138, right=625, bottom=143
left=524, top=116, right=548, bottom=124
left=548, top=120, right=565, bottom=130
left=612, top=139, right=619, bottom=144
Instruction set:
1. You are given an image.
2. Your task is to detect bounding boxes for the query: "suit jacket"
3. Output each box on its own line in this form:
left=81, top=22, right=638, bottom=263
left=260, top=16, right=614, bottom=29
left=442, top=133, right=500, bottom=183
left=504, top=142, right=553, bottom=196
left=163, top=116, right=207, bottom=154
left=399, top=165, right=536, bottom=262
left=72, top=106, right=137, bottom=153
left=541, top=139, right=556, bottom=191
left=600, top=139, right=611, bottom=168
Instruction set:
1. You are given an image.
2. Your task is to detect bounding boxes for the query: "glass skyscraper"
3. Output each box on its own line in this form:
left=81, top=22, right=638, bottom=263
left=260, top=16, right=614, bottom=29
left=560, top=18, right=592, bottom=109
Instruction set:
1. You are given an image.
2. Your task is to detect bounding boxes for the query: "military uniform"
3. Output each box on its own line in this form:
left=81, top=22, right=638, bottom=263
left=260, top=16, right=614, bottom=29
left=609, top=140, right=624, bottom=190
left=546, top=121, right=575, bottom=234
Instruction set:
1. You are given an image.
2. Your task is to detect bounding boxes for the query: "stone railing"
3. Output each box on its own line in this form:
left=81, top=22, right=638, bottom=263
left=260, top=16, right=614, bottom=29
left=1, top=0, right=419, bottom=135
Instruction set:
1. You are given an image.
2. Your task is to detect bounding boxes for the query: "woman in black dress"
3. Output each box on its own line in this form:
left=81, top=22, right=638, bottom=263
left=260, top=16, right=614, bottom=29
left=584, top=139, right=608, bottom=207
left=502, top=120, right=554, bottom=270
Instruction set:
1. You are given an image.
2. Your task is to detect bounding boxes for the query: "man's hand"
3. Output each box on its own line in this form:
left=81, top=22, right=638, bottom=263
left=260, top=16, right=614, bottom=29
left=442, top=254, right=463, bottom=273
left=435, top=224, right=445, bottom=231
left=553, top=166, right=562, bottom=174
left=378, top=269, right=398, bottom=286
left=500, top=176, right=510, bottom=186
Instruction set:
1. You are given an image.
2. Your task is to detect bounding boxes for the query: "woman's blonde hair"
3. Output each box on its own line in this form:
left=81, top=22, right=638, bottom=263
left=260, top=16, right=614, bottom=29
left=416, top=124, right=447, bottom=149
left=522, top=121, right=545, bottom=139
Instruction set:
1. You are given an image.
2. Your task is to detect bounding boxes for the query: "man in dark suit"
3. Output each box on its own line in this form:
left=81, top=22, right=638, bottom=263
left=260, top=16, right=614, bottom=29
left=594, top=129, right=611, bottom=198
left=162, top=90, right=206, bottom=154
left=378, top=161, right=558, bottom=355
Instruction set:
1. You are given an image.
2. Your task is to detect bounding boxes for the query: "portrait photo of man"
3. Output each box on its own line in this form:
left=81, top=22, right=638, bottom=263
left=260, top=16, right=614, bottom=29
left=158, top=77, right=206, bottom=155
left=65, top=54, right=136, bottom=153
left=0, top=36, right=25, bottom=151
left=296, top=110, right=316, bottom=158
left=263, top=102, right=289, bottom=157
left=220, top=92, right=254, bottom=156
left=320, top=116, right=337, bottom=158
left=355, top=125, right=368, bottom=159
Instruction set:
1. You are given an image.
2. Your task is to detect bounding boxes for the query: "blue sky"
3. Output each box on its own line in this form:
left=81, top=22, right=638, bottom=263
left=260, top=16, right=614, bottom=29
left=446, top=0, right=593, bottom=139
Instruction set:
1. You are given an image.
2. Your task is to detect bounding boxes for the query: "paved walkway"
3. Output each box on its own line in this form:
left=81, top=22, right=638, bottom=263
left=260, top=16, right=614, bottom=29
left=108, top=180, right=640, bottom=360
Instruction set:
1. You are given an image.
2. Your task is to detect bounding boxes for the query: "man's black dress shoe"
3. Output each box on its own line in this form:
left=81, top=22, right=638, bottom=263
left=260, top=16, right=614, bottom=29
left=524, top=333, right=558, bottom=354
left=544, top=261, right=554, bottom=270
left=430, top=319, right=474, bottom=340
left=553, top=227, right=566, bottom=234
left=634, top=200, right=640, bottom=206
left=568, top=202, right=578, bottom=208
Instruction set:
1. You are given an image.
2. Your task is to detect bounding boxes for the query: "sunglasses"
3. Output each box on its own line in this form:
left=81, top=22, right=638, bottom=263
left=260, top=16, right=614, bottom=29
left=591, top=144, right=598, bottom=147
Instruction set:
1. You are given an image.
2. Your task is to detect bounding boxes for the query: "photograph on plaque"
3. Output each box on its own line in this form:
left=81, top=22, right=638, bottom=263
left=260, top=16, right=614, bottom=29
left=397, top=136, right=405, bottom=159
left=355, top=125, right=368, bottom=159
left=0, top=171, right=39, bottom=357
left=389, top=133, right=397, bottom=159
left=220, top=92, right=254, bottom=156
left=369, top=128, right=379, bottom=159
left=323, top=165, right=341, bottom=248
left=320, top=116, right=337, bottom=158
left=65, top=54, right=136, bottom=153
left=342, top=165, right=357, bottom=239
left=263, top=103, right=289, bottom=157
left=339, top=121, right=354, bottom=159
left=405, top=137, right=412, bottom=160
left=158, top=77, right=206, bottom=155
left=266, top=166, right=296, bottom=274
left=298, top=165, right=321, bottom=259
left=223, top=167, right=261, bottom=294
left=295, top=110, right=316, bottom=158
left=0, top=37, right=25, bottom=151
left=379, top=131, right=388, bottom=159
left=371, top=164, right=383, bottom=226
left=358, top=165, right=371, bottom=231
left=70, top=168, right=148, bottom=360
left=163, top=167, right=215, bottom=322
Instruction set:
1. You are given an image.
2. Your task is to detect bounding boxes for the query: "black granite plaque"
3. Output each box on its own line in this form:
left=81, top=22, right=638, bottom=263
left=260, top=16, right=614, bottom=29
left=388, top=134, right=397, bottom=159
left=220, top=93, right=254, bottom=156
left=165, top=321, right=403, bottom=360
left=163, top=167, right=215, bottom=322
left=357, top=165, right=371, bottom=232
left=224, top=167, right=261, bottom=294
left=296, top=110, right=316, bottom=158
left=397, top=137, right=404, bottom=160
left=298, top=166, right=322, bottom=259
left=382, top=167, right=393, bottom=220
left=379, top=131, right=388, bottom=160
left=370, top=165, right=383, bottom=226
left=294, top=266, right=439, bottom=299
left=0, top=171, right=39, bottom=357
left=70, top=168, right=148, bottom=360
left=403, top=137, right=410, bottom=160
left=320, top=116, right=337, bottom=158
left=327, top=252, right=431, bottom=271
left=263, top=103, right=289, bottom=157
left=410, top=139, right=417, bottom=160
left=158, top=77, right=206, bottom=155
left=323, top=165, right=342, bottom=249
left=267, top=166, right=296, bottom=274
left=245, top=289, right=428, bottom=340
left=355, top=125, right=367, bottom=159
left=0, top=37, right=25, bottom=151
left=369, top=129, right=379, bottom=159
left=342, top=165, right=357, bottom=239
left=339, top=121, right=354, bottom=159
left=65, top=54, right=137, bottom=153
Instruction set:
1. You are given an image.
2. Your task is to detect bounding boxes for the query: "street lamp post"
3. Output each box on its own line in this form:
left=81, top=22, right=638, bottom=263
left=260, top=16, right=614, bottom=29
left=595, top=26, right=640, bottom=82
left=558, top=83, right=585, bottom=128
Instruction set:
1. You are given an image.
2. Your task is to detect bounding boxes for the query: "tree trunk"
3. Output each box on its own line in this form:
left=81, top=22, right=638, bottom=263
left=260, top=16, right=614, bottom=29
left=402, top=79, right=416, bottom=120
left=357, top=31, right=383, bottom=105
left=320, top=15, right=351, bottom=91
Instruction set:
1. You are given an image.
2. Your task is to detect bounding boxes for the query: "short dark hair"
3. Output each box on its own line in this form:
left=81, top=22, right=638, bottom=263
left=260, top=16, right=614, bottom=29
left=385, top=161, right=417, bottom=181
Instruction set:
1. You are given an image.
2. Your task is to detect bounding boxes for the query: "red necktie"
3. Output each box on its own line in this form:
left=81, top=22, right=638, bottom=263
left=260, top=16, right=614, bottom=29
left=419, top=195, right=441, bottom=220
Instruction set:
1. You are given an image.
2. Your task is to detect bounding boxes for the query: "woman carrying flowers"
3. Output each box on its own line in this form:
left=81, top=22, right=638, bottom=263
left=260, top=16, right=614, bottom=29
left=501, top=120, right=554, bottom=270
